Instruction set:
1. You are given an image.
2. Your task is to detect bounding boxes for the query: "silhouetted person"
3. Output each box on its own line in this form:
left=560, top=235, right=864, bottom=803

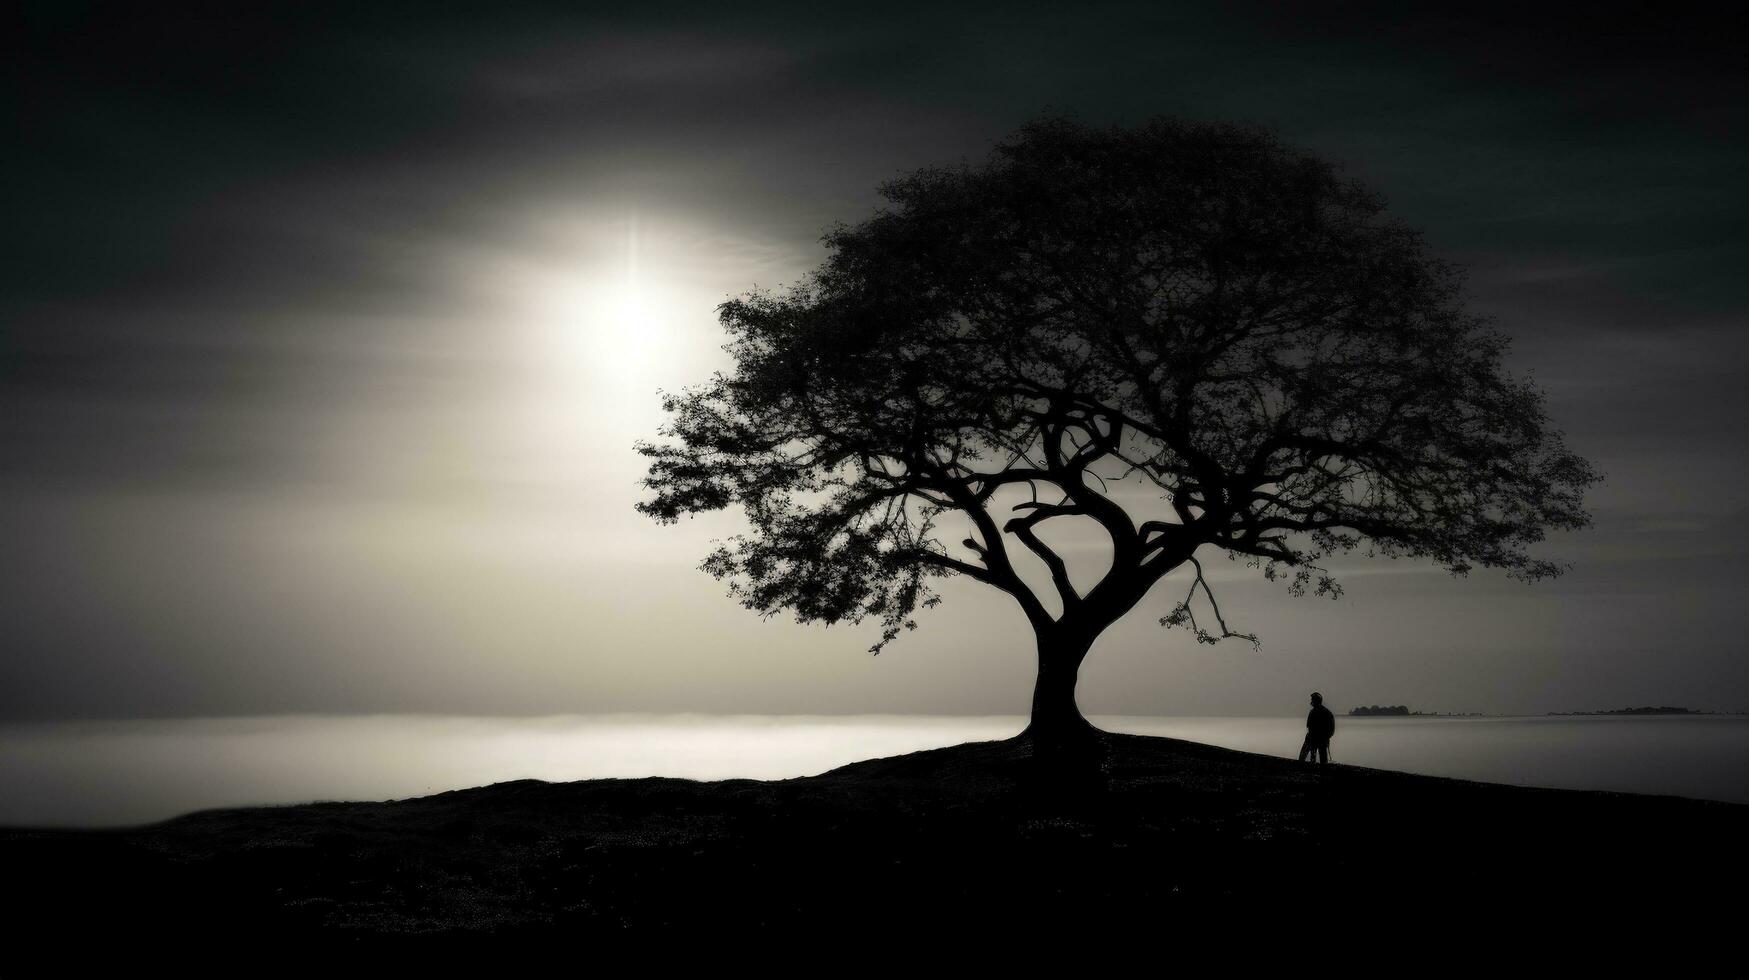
left=1299, top=692, right=1335, bottom=764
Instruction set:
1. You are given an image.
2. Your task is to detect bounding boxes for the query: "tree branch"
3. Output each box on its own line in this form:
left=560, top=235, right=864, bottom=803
left=1159, top=556, right=1259, bottom=647
left=1004, top=502, right=1085, bottom=609
left=924, top=461, right=1055, bottom=631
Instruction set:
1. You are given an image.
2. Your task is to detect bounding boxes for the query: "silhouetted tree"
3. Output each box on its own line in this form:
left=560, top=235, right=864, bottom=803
left=639, top=117, right=1597, bottom=748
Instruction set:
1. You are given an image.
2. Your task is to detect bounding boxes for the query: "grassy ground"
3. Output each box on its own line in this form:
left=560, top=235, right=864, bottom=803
left=4, top=732, right=1742, bottom=971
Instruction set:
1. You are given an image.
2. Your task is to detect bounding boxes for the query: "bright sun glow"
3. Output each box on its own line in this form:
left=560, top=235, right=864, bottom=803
left=508, top=206, right=778, bottom=449
left=595, top=213, right=666, bottom=376
left=520, top=212, right=678, bottom=393
left=504, top=207, right=736, bottom=458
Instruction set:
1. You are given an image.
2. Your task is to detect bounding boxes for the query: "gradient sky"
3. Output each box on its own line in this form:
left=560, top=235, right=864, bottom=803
left=5, top=1, right=1746, bottom=720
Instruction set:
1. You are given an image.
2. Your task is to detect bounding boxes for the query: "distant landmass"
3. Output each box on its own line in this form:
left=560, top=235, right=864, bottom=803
left=1347, top=705, right=1487, bottom=717
left=1549, top=706, right=1704, bottom=716
left=1348, top=704, right=1722, bottom=718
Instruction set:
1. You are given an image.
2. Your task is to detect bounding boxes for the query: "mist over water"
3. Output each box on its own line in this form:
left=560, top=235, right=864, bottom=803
left=2, top=714, right=1745, bottom=826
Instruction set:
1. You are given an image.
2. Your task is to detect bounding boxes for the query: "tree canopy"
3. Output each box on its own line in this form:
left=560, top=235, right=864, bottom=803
left=638, top=116, right=1597, bottom=728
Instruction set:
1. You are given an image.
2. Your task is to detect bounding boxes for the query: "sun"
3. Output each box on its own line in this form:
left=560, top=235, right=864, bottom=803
left=594, top=213, right=666, bottom=374
left=511, top=207, right=745, bottom=444
left=522, top=212, right=674, bottom=387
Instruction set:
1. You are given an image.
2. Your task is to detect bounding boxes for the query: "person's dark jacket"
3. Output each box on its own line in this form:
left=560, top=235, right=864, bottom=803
left=1307, top=704, right=1336, bottom=743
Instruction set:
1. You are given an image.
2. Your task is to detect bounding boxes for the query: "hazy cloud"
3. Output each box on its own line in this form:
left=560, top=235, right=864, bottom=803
left=4, top=1, right=1746, bottom=719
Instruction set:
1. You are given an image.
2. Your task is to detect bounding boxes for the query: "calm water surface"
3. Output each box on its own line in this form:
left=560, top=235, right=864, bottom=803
left=2, top=713, right=1745, bottom=826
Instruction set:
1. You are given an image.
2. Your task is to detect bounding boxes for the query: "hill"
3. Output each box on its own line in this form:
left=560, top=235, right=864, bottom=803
left=4, top=733, right=1741, bottom=970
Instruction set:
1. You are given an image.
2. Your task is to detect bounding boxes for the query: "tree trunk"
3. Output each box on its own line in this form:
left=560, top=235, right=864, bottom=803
left=1021, top=629, right=1099, bottom=748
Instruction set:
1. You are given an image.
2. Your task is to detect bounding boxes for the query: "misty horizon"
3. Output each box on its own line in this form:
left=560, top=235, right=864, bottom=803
left=8, top=712, right=1747, bottom=826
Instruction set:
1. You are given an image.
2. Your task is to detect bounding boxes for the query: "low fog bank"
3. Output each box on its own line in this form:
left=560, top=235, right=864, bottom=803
left=3, top=713, right=1746, bottom=826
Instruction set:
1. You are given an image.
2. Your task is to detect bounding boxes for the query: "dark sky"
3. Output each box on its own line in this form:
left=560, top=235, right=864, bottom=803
left=5, top=1, right=1747, bottom=720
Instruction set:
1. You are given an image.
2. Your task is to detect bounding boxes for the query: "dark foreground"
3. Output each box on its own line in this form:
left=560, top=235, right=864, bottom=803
left=5, top=733, right=1743, bottom=971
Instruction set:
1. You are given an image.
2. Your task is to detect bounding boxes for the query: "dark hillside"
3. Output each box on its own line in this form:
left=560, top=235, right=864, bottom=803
left=5, top=734, right=1739, bottom=971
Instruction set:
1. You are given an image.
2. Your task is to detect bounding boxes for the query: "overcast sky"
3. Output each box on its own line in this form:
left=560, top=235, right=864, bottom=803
left=5, top=1, right=1746, bottom=720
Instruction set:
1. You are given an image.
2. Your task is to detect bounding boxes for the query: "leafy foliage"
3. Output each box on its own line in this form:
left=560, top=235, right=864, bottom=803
left=639, top=116, right=1598, bottom=653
